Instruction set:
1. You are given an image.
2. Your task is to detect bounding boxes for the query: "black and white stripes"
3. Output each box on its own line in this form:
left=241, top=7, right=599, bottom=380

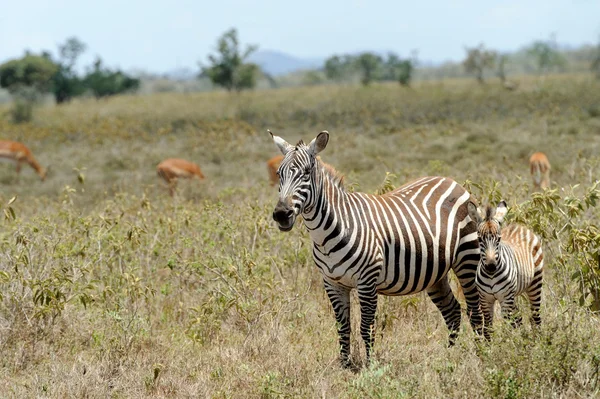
left=270, top=130, right=483, bottom=367
left=468, top=201, right=544, bottom=338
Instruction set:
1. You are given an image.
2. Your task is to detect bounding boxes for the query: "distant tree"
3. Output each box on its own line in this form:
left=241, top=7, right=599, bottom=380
left=496, top=54, right=519, bottom=90
left=0, top=54, right=58, bottom=94
left=381, top=53, right=401, bottom=80
left=0, top=53, right=58, bottom=122
left=525, top=35, right=567, bottom=75
left=324, top=54, right=357, bottom=83
left=50, top=37, right=87, bottom=104
left=324, top=55, right=346, bottom=82
left=302, top=70, right=324, bottom=86
left=355, top=52, right=382, bottom=86
left=463, top=44, right=497, bottom=84
left=397, top=60, right=414, bottom=87
left=201, top=28, right=260, bottom=92
left=591, top=37, right=600, bottom=79
left=496, top=54, right=508, bottom=83
left=84, top=57, right=140, bottom=99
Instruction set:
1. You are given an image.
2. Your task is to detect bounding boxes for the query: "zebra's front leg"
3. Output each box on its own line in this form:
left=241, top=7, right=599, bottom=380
left=455, top=265, right=484, bottom=335
left=323, top=279, right=352, bottom=368
left=500, top=295, right=522, bottom=328
left=357, top=280, right=378, bottom=365
left=426, top=276, right=462, bottom=346
left=480, top=294, right=495, bottom=340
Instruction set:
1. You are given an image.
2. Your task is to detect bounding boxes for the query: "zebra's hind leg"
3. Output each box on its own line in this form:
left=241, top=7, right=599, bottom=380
left=527, top=270, right=543, bottom=326
left=357, top=278, right=378, bottom=365
left=426, top=276, right=462, bottom=346
left=323, top=279, right=352, bottom=368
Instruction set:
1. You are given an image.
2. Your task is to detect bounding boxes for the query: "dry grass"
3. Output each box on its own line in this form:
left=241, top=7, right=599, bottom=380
left=1, top=75, right=600, bottom=398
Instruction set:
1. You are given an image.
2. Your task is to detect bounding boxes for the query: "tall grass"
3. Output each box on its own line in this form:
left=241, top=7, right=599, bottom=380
left=1, top=75, right=600, bottom=397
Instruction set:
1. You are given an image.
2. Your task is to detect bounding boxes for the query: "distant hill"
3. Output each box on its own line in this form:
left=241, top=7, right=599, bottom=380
left=249, top=50, right=324, bottom=76
left=163, top=67, right=197, bottom=81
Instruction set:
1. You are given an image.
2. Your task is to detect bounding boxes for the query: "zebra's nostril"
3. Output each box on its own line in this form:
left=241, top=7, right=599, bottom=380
left=485, top=262, right=497, bottom=273
left=273, top=207, right=293, bottom=222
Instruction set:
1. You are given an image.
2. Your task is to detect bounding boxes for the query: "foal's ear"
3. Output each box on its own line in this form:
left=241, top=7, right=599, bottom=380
left=467, top=202, right=483, bottom=224
left=308, top=131, right=329, bottom=156
left=494, top=200, right=508, bottom=223
left=269, top=130, right=294, bottom=155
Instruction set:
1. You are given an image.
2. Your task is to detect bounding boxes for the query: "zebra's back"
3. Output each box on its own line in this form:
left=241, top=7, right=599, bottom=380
left=501, top=224, right=543, bottom=296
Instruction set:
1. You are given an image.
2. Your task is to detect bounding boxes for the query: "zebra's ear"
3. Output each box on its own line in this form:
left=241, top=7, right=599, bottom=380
left=308, top=131, right=329, bottom=156
left=269, top=130, right=293, bottom=155
left=495, top=200, right=508, bottom=223
left=467, top=202, right=482, bottom=224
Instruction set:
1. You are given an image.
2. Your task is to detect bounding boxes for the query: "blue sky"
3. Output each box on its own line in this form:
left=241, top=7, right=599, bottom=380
left=1, top=0, right=599, bottom=73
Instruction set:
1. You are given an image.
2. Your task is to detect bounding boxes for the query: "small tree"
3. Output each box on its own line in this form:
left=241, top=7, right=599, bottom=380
left=355, top=52, right=382, bottom=86
left=324, top=55, right=346, bottom=82
left=51, top=37, right=87, bottom=104
left=0, top=53, right=58, bottom=122
left=84, top=58, right=140, bottom=99
left=397, top=60, right=414, bottom=87
left=382, top=53, right=401, bottom=81
left=0, top=54, right=58, bottom=94
left=525, top=35, right=567, bottom=75
left=201, top=28, right=260, bottom=92
left=591, top=37, right=600, bottom=80
left=463, top=44, right=497, bottom=84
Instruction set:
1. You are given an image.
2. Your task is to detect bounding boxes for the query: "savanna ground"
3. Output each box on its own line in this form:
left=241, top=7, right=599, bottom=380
left=2, top=76, right=600, bottom=398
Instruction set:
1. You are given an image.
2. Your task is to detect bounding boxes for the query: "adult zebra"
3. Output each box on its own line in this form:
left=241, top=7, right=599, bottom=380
left=270, top=130, right=483, bottom=367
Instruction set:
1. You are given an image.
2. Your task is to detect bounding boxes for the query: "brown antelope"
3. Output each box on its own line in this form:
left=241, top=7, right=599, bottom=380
left=156, top=158, right=205, bottom=197
left=502, top=80, right=519, bottom=91
left=267, top=154, right=284, bottom=186
left=0, top=140, right=47, bottom=181
left=529, top=152, right=551, bottom=190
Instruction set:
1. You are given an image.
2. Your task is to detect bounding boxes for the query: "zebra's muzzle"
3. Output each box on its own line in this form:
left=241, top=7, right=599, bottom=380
left=273, top=203, right=296, bottom=232
left=483, top=262, right=497, bottom=274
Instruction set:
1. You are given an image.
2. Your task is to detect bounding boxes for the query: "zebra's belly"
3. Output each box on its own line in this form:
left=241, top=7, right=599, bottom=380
left=376, top=260, right=452, bottom=296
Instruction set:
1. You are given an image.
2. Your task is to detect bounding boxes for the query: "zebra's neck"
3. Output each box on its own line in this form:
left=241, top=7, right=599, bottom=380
left=302, top=160, right=351, bottom=247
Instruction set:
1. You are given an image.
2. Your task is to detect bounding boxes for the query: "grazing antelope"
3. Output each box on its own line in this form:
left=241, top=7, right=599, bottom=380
left=267, top=155, right=284, bottom=186
left=529, top=152, right=551, bottom=190
left=502, top=80, right=519, bottom=91
left=269, top=130, right=483, bottom=368
left=468, top=201, right=544, bottom=339
left=0, top=140, right=47, bottom=181
left=156, top=158, right=205, bottom=197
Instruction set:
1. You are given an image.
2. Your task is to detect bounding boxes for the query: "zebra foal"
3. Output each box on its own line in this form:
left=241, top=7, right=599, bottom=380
left=269, top=130, right=483, bottom=368
left=467, top=201, right=544, bottom=339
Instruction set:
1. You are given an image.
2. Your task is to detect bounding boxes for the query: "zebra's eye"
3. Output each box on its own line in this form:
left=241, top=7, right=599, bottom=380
left=302, top=173, right=310, bottom=181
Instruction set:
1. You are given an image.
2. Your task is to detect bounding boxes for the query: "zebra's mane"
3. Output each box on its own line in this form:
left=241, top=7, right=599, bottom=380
left=485, top=205, right=495, bottom=221
left=480, top=205, right=502, bottom=235
left=318, top=157, right=345, bottom=190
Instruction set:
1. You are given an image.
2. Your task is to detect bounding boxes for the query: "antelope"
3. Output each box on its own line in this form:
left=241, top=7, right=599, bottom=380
left=0, top=140, right=47, bottom=181
left=156, top=158, right=205, bottom=197
left=529, top=152, right=551, bottom=190
left=267, top=155, right=284, bottom=186
left=502, top=80, right=519, bottom=91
